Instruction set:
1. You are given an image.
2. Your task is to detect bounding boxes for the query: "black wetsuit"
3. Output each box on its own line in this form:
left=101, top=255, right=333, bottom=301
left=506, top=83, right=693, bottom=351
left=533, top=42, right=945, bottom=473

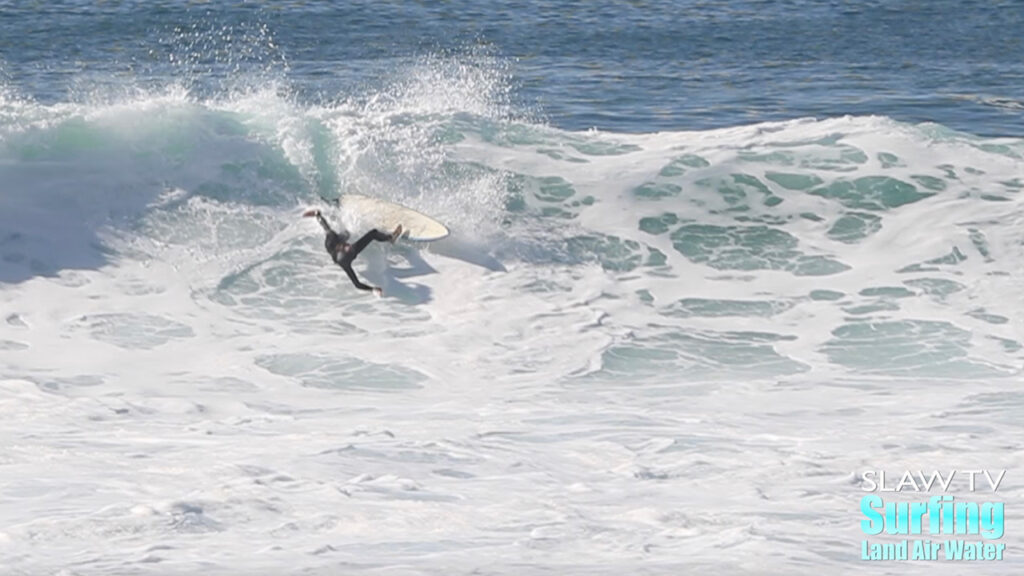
left=315, top=213, right=392, bottom=292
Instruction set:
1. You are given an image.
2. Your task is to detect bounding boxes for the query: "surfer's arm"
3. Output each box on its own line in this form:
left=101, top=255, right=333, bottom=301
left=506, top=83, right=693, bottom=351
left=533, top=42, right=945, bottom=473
left=302, top=208, right=334, bottom=234
left=314, top=212, right=334, bottom=234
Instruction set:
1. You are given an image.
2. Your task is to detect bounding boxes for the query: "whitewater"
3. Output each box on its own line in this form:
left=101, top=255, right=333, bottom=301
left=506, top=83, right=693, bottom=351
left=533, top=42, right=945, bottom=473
left=2, top=7, right=1024, bottom=575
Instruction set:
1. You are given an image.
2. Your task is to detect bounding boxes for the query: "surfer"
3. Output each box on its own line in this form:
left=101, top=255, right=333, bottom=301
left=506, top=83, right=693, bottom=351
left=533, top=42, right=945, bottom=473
left=303, top=209, right=402, bottom=296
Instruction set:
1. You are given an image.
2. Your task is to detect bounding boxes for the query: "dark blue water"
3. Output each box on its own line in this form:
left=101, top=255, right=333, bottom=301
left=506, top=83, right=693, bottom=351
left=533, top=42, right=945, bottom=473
left=1, top=0, right=1023, bottom=136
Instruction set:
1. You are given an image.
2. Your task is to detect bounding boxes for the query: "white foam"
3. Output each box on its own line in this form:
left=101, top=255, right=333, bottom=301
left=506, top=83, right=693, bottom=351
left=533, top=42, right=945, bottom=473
left=2, top=90, right=1024, bottom=574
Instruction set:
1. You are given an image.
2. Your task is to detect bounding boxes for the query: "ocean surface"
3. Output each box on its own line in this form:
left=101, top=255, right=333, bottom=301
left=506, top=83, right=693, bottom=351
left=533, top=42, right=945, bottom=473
left=1, top=1, right=1023, bottom=574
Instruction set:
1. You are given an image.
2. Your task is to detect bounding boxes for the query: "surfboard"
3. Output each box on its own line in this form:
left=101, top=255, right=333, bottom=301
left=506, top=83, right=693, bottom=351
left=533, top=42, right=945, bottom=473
left=335, top=194, right=450, bottom=242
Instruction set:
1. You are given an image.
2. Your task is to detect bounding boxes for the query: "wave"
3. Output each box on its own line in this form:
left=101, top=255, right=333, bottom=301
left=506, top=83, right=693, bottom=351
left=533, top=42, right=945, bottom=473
left=2, top=59, right=1023, bottom=378
left=0, top=52, right=519, bottom=282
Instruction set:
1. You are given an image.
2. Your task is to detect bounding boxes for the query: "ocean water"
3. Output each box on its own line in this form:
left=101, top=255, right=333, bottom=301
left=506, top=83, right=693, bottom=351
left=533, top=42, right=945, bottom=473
left=1, top=1, right=1023, bottom=574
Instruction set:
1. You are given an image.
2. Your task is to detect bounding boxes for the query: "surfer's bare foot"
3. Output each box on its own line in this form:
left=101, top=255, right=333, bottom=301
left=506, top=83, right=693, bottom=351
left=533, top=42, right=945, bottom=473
left=390, top=225, right=403, bottom=243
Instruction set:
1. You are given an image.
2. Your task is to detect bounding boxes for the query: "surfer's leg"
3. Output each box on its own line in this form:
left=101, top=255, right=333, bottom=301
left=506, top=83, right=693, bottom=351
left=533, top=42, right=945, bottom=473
left=340, top=261, right=375, bottom=292
left=348, top=229, right=392, bottom=258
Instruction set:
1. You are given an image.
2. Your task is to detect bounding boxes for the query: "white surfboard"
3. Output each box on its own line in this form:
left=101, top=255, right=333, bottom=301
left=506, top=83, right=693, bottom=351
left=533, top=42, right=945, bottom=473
left=336, top=194, right=450, bottom=242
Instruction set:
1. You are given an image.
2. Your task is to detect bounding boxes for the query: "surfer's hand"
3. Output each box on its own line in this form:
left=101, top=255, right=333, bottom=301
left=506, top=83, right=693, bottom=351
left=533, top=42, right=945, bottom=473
left=373, top=287, right=383, bottom=297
